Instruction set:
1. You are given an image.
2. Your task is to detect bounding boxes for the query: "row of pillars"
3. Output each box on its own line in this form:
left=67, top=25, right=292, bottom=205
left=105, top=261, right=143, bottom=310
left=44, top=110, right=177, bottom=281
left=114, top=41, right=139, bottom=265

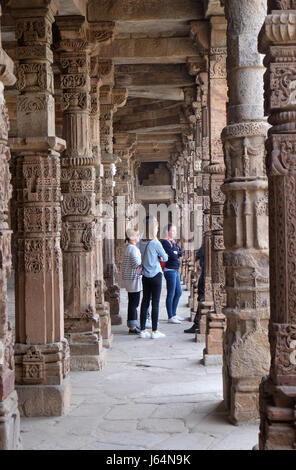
left=0, top=0, right=135, bottom=448
left=177, top=0, right=296, bottom=449
left=0, top=0, right=296, bottom=451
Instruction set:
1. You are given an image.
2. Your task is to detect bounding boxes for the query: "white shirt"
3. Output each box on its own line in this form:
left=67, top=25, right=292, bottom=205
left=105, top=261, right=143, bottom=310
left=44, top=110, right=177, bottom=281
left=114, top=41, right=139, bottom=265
left=121, top=244, right=142, bottom=293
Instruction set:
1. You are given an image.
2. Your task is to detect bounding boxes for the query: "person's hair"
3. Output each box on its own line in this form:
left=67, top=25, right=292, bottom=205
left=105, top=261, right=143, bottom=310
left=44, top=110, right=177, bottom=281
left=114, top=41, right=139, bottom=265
left=162, top=223, right=176, bottom=237
left=143, top=215, right=158, bottom=241
left=126, top=229, right=140, bottom=243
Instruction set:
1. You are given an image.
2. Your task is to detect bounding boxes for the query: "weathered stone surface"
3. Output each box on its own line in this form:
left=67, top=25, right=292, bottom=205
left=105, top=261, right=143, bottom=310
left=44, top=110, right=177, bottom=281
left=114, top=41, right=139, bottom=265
left=221, top=0, right=270, bottom=424
left=9, top=1, right=71, bottom=413
left=0, top=391, right=22, bottom=450
left=98, top=38, right=199, bottom=65
left=258, top=3, right=296, bottom=450
left=17, top=377, right=72, bottom=417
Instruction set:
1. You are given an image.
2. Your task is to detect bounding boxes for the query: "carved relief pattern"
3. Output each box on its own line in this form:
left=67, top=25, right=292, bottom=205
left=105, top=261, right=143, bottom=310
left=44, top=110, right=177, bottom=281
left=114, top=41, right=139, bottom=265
left=10, top=3, right=70, bottom=388
left=56, top=18, right=106, bottom=351
left=258, top=6, right=296, bottom=449
left=0, top=80, right=15, bottom=402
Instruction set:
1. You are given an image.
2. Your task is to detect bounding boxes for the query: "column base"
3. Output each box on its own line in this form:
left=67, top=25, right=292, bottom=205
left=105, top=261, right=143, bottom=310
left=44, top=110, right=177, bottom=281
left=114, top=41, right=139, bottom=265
left=228, top=378, right=261, bottom=424
left=68, top=333, right=106, bottom=371
left=204, top=312, right=225, bottom=357
left=103, top=333, right=114, bottom=349
left=199, top=302, right=213, bottom=334
left=97, top=302, right=113, bottom=346
left=0, top=391, right=22, bottom=450
left=190, top=310, right=196, bottom=322
left=70, top=350, right=106, bottom=371
left=17, top=377, right=72, bottom=417
left=259, top=376, right=296, bottom=450
left=111, top=314, right=122, bottom=326
left=203, top=353, right=223, bottom=366
left=194, top=332, right=205, bottom=343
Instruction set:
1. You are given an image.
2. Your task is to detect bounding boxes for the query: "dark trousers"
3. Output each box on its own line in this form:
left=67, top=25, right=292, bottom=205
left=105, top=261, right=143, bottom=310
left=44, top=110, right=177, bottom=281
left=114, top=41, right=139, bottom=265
left=127, top=291, right=141, bottom=328
left=140, top=273, right=162, bottom=331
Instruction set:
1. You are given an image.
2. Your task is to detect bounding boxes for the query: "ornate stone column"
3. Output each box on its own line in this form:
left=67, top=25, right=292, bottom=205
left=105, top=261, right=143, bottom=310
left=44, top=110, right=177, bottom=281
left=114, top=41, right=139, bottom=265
left=258, top=0, right=296, bottom=450
left=203, top=17, right=227, bottom=365
left=113, top=132, right=137, bottom=278
left=100, top=85, right=128, bottom=326
left=9, top=0, right=71, bottom=416
left=90, top=57, right=113, bottom=349
left=0, top=5, right=21, bottom=449
left=221, top=0, right=270, bottom=423
left=56, top=17, right=110, bottom=370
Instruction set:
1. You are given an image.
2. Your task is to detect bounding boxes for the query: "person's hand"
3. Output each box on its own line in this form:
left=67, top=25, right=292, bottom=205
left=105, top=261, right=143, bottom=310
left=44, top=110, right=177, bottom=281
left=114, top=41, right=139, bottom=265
left=159, top=256, right=164, bottom=261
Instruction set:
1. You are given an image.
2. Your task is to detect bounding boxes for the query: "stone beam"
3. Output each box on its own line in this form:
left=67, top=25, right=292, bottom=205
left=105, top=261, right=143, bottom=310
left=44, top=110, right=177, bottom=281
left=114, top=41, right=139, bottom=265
left=58, top=0, right=87, bottom=16
left=136, top=185, right=174, bottom=202
left=98, top=38, right=199, bottom=64
left=127, top=88, right=185, bottom=101
left=115, top=64, right=195, bottom=88
left=87, top=0, right=204, bottom=22
left=137, top=134, right=180, bottom=144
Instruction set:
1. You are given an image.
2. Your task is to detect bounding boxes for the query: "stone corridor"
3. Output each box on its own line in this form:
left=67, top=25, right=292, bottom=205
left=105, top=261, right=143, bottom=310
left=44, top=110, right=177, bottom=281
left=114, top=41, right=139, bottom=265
left=17, top=285, right=258, bottom=451
left=1, top=0, right=296, bottom=451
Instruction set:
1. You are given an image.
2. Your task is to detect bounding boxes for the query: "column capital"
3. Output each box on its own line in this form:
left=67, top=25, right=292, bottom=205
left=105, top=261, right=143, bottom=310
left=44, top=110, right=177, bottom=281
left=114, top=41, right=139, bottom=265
left=8, top=0, right=59, bottom=19
left=259, top=10, right=296, bottom=55
left=55, top=16, right=116, bottom=53
left=190, top=20, right=210, bottom=54
left=112, top=87, right=128, bottom=111
left=187, top=56, right=208, bottom=77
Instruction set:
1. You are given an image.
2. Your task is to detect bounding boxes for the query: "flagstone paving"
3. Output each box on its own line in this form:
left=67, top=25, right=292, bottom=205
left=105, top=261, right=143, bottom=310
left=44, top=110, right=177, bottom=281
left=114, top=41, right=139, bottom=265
left=9, top=282, right=259, bottom=450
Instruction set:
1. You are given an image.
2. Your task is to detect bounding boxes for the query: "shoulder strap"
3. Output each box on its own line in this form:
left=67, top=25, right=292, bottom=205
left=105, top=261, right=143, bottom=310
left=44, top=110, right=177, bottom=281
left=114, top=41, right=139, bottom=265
left=164, top=238, right=174, bottom=248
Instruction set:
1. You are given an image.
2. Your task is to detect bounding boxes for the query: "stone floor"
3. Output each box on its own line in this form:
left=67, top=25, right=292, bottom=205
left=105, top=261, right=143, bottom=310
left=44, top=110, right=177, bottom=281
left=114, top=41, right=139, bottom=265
left=8, top=279, right=259, bottom=450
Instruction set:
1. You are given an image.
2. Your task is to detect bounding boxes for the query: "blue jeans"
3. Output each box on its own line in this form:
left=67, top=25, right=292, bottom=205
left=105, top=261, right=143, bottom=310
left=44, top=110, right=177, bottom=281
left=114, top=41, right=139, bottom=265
left=164, top=270, right=182, bottom=319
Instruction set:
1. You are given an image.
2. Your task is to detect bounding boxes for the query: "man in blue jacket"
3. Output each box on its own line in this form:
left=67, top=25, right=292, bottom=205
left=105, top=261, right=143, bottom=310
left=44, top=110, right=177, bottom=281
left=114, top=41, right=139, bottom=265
left=161, top=224, right=183, bottom=324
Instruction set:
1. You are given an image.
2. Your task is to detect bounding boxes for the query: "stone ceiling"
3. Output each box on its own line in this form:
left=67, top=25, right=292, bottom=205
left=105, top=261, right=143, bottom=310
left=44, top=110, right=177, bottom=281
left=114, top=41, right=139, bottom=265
left=2, top=0, right=224, bottom=167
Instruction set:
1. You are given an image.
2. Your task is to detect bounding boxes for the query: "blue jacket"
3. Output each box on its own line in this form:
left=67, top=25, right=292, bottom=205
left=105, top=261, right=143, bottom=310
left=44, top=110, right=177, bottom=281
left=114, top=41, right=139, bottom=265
left=161, top=239, right=183, bottom=270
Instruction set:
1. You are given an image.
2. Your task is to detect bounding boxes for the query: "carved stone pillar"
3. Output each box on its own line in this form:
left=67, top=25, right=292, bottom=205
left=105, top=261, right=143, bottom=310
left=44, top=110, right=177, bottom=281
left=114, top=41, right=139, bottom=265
left=113, top=132, right=137, bottom=279
left=221, top=0, right=270, bottom=423
left=100, top=85, right=127, bottom=326
left=9, top=0, right=72, bottom=416
left=90, top=57, right=113, bottom=349
left=199, top=68, right=214, bottom=335
left=0, top=6, right=21, bottom=449
left=258, top=0, right=296, bottom=450
left=56, top=17, right=105, bottom=370
left=203, top=17, right=227, bottom=365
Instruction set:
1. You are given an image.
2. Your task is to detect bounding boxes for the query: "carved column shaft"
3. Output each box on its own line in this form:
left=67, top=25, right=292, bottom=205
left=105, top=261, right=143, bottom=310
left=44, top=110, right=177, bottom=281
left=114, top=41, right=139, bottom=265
left=9, top=0, right=71, bottom=417
left=258, top=1, right=296, bottom=450
left=204, top=17, right=227, bottom=363
left=222, top=0, right=270, bottom=424
left=198, top=68, right=214, bottom=335
left=90, top=58, right=113, bottom=349
left=56, top=17, right=105, bottom=371
left=0, top=4, right=21, bottom=448
left=100, top=84, right=128, bottom=326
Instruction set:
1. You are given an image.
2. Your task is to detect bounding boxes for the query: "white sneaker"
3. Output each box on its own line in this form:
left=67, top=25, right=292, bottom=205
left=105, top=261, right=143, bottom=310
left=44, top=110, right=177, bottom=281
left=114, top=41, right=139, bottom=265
left=151, top=331, right=166, bottom=339
left=139, top=331, right=151, bottom=339
left=146, top=320, right=152, bottom=329
left=168, top=316, right=182, bottom=324
left=175, top=315, right=183, bottom=321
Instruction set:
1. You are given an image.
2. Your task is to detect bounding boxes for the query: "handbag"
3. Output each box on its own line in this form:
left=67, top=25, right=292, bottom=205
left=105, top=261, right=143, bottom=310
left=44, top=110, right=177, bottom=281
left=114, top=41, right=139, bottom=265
left=160, top=239, right=173, bottom=271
